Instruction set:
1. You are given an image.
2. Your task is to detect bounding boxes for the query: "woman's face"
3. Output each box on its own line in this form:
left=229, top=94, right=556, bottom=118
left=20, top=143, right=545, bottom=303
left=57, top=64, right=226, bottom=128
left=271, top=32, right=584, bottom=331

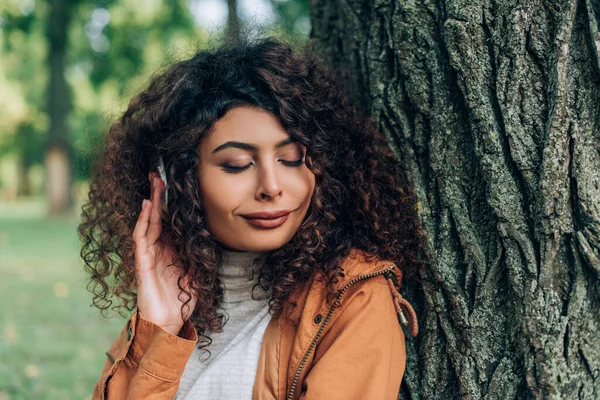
left=198, top=105, right=316, bottom=252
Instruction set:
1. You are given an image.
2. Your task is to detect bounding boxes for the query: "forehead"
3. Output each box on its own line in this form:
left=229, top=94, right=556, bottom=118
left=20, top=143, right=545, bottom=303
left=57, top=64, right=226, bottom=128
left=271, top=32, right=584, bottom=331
left=202, top=105, right=291, bottom=151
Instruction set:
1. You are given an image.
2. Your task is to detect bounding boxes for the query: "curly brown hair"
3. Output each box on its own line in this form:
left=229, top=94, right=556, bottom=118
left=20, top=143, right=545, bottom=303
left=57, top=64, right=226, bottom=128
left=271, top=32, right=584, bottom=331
left=78, top=36, right=428, bottom=355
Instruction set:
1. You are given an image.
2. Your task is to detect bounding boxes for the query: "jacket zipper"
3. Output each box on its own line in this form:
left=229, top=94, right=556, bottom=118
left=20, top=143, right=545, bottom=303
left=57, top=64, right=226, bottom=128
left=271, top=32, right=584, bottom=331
left=286, top=263, right=397, bottom=400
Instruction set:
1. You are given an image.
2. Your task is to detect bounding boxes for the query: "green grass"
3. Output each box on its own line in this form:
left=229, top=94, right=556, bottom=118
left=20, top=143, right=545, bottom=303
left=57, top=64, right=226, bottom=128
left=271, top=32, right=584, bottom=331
left=0, top=200, right=127, bottom=400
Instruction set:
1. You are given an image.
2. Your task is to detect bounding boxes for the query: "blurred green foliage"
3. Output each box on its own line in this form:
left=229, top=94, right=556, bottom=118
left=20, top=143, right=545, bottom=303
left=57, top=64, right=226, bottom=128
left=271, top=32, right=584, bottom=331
left=0, top=0, right=309, bottom=198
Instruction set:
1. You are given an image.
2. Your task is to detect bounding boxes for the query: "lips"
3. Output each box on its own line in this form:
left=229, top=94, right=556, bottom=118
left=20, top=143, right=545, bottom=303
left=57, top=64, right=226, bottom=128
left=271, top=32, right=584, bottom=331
left=241, top=210, right=292, bottom=229
left=241, top=210, right=292, bottom=219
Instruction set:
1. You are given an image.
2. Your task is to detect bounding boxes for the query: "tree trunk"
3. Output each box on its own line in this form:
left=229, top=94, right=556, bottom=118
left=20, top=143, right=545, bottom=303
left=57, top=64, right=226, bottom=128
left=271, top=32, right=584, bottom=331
left=45, top=0, right=73, bottom=215
left=16, top=157, right=32, bottom=197
left=310, top=0, right=600, bottom=399
left=15, top=123, right=36, bottom=197
left=226, top=0, right=241, bottom=43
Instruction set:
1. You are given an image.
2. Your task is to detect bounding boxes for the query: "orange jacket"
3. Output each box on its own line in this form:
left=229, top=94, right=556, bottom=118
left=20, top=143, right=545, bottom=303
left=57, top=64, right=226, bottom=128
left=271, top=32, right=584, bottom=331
left=92, top=249, right=419, bottom=399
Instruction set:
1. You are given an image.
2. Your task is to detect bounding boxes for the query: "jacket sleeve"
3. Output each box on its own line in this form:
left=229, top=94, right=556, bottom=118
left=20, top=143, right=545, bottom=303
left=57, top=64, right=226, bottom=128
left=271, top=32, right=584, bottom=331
left=299, top=276, right=407, bottom=400
left=92, top=308, right=198, bottom=400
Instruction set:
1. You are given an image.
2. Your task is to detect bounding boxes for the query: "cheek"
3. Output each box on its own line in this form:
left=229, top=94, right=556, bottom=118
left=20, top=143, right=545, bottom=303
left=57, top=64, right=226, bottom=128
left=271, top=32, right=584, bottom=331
left=202, top=188, right=228, bottom=216
left=199, top=169, right=251, bottom=215
left=288, top=167, right=316, bottom=202
left=198, top=170, right=223, bottom=216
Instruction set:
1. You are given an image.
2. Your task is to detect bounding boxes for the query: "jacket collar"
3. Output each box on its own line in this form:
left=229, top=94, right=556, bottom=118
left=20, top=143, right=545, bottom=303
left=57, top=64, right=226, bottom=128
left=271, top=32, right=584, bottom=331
left=280, top=248, right=400, bottom=325
left=338, top=248, right=400, bottom=286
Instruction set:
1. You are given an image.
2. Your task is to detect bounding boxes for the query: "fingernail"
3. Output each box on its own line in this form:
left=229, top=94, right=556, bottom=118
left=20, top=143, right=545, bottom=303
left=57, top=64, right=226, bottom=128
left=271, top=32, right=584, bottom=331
left=142, top=199, right=148, bottom=209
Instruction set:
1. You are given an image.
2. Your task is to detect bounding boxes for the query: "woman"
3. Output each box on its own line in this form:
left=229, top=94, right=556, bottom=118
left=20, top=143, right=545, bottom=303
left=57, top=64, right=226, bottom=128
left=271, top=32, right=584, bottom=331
left=79, top=36, right=426, bottom=399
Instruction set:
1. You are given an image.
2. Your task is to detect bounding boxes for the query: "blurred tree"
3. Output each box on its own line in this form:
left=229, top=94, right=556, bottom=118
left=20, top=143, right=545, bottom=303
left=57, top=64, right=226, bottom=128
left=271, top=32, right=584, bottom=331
left=15, top=122, right=44, bottom=196
left=311, top=0, right=600, bottom=398
left=0, top=1, right=48, bottom=198
left=226, top=0, right=241, bottom=43
left=68, top=0, right=204, bottom=182
left=1, top=0, right=206, bottom=210
left=267, top=0, right=310, bottom=37
left=46, top=0, right=75, bottom=214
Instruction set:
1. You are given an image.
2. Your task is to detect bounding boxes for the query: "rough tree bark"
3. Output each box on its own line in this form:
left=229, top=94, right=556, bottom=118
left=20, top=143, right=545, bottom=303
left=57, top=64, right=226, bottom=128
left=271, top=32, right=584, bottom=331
left=310, top=0, right=600, bottom=398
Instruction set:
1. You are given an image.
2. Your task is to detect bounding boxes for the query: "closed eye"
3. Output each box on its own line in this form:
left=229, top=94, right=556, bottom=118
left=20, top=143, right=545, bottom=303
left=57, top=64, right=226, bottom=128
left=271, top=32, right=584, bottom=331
left=220, top=159, right=304, bottom=174
left=220, top=163, right=252, bottom=173
left=281, top=159, right=304, bottom=167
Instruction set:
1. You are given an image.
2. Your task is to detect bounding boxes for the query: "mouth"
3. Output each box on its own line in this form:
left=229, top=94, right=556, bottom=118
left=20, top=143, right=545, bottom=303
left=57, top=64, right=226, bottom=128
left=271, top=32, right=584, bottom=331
left=241, top=210, right=292, bottom=229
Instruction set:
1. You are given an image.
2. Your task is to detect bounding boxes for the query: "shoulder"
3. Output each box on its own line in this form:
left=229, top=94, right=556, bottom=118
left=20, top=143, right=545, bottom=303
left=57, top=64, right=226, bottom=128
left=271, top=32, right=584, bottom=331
left=316, top=248, right=399, bottom=320
left=299, top=248, right=417, bottom=339
left=325, top=248, right=415, bottom=335
left=299, top=253, right=408, bottom=400
left=313, top=253, right=405, bottom=359
left=301, top=248, right=401, bottom=309
left=282, top=248, right=402, bottom=326
left=338, top=249, right=418, bottom=337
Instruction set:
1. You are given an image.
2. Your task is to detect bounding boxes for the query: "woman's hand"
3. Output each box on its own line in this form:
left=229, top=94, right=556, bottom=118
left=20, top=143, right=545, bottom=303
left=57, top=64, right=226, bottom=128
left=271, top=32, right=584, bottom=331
left=132, top=173, right=198, bottom=336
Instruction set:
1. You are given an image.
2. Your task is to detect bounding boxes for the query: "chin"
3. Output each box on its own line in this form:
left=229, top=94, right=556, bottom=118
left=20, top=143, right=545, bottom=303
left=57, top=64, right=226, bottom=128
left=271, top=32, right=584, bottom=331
left=215, top=224, right=300, bottom=252
left=243, top=242, right=287, bottom=252
left=228, top=236, right=294, bottom=253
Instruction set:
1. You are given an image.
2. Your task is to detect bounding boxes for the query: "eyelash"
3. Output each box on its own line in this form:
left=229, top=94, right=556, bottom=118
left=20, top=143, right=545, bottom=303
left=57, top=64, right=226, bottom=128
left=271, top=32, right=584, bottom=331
left=220, top=159, right=304, bottom=174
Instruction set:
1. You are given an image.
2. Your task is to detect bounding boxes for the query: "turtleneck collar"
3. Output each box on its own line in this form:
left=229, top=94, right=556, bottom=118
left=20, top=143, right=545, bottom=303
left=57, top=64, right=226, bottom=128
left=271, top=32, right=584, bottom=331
left=218, top=249, right=269, bottom=304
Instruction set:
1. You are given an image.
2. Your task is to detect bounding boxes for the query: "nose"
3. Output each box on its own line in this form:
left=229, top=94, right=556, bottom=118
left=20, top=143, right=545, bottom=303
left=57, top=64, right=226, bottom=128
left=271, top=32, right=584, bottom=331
left=255, top=161, right=282, bottom=200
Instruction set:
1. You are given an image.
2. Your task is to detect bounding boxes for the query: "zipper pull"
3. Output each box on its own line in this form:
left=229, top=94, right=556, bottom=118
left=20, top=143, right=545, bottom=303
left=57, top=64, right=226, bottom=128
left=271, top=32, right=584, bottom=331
left=383, top=270, right=398, bottom=286
left=398, top=309, right=409, bottom=326
left=384, top=268, right=419, bottom=337
left=385, top=270, right=408, bottom=325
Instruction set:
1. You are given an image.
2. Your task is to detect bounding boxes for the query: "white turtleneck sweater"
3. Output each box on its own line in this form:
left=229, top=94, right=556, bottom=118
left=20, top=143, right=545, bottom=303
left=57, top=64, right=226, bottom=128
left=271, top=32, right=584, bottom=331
left=175, top=249, right=272, bottom=399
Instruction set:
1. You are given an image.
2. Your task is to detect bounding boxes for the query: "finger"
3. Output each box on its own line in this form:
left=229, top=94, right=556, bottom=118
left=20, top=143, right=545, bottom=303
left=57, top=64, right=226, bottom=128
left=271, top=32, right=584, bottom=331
left=146, top=176, right=164, bottom=246
left=133, top=198, right=152, bottom=244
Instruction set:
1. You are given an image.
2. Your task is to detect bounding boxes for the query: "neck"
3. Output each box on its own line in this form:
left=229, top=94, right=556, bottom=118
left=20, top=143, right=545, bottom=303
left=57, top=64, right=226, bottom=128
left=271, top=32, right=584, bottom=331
left=221, top=248, right=267, bottom=267
left=217, top=248, right=269, bottom=303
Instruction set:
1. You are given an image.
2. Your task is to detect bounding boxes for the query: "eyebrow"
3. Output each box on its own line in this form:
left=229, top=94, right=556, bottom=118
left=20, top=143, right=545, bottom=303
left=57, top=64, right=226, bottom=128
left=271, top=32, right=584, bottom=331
left=211, top=137, right=297, bottom=154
